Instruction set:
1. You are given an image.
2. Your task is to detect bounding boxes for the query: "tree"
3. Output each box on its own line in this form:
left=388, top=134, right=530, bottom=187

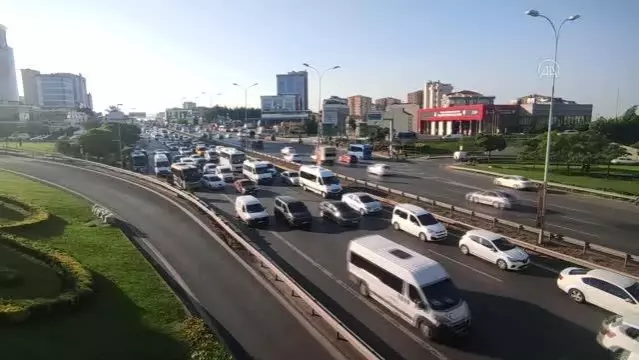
left=474, top=134, right=507, bottom=160
left=599, top=143, right=629, bottom=177
left=83, top=119, right=102, bottom=130
left=78, top=128, right=117, bottom=161
left=347, top=117, right=357, bottom=141
left=368, top=127, right=389, bottom=143
left=103, top=123, right=140, bottom=146
left=518, top=136, right=543, bottom=168
left=590, top=105, right=639, bottom=145
left=303, top=116, right=318, bottom=135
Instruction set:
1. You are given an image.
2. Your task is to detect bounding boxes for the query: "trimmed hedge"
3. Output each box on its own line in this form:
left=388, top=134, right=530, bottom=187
left=0, top=195, right=50, bottom=230
left=0, top=233, right=93, bottom=324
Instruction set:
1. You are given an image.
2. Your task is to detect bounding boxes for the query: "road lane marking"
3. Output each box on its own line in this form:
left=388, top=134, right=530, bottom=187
left=560, top=215, right=595, bottom=224
left=547, top=223, right=599, bottom=238
left=11, top=161, right=349, bottom=360
left=423, top=248, right=503, bottom=283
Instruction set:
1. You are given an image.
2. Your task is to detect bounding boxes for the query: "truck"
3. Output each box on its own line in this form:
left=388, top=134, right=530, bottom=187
left=311, top=145, right=337, bottom=165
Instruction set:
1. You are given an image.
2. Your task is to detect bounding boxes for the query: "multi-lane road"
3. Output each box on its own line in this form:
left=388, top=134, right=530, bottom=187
left=221, top=137, right=639, bottom=254
left=0, top=156, right=341, bottom=360
left=153, top=137, right=608, bottom=359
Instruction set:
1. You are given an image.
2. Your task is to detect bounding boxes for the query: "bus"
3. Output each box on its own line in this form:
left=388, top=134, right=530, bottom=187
left=170, top=163, right=202, bottom=190
left=347, top=144, right=373, bottom=160
left=219, top=148, right=246, bottom=172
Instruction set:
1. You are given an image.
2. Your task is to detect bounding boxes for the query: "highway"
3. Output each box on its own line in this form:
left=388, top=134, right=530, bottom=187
left=0, top=156, right=341, bottom=360
left=220, top=136, right=639, bottom=254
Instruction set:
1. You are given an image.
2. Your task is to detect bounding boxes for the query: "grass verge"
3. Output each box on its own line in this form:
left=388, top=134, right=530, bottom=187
left=1, top=141, right=56, bottom=153
left=467, top=163, right=639, bottom=196
left=0, top=171, right=232, bottom=360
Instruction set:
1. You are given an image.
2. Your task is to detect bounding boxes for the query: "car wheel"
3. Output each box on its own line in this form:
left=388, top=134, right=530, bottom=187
left=460, top=245, right=470, bottom=255
left=492, top=201, right=503, bottom=209
left=393, top=222, right=400, bottom=231
left=359, top=208, right=366, bottom=216
left=493, top=179, right=500, bottom=185
left=302, top=185, right=307, bottom=191
left=358, top=281, right=369, bottom=297
left=418, top=321, right=434, bottom=339
left=319, top=210, right=325, bottom=218
left=497, top=259, right=507, bottom=270
left=568, top=288, right=585, bottom=303
left=321, top=192, right=327, bottom=198
left=419, top=232, right=427, bottom=242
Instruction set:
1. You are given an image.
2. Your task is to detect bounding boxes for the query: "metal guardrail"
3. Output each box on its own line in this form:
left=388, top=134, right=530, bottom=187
left=198, top=137, right=639, bottom=279
left=0, top=148, right=381, bottom=360
left=449, top=165, right=637, bottom=202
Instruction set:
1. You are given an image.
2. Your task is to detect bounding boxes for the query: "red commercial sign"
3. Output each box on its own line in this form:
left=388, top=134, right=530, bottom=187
left=419, top=104, right=485, bottom=121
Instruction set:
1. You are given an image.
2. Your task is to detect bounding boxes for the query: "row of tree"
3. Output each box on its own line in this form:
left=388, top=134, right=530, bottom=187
left=589, top=105, right=639, bottom=146
left=56, top=123, right=141, bottom=163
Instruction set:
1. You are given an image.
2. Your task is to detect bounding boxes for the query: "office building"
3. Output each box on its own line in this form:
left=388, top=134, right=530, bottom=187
left=322, top=96, right=349, bottom=134
left=347, top=95, right=373, bottom=117
left=183, top=101, right=196, bottom=109
left=0, top=25, right=19, bottom=102
left=87, top=93, right=93, bottom=110
left=423, top=80, right=453, bottom=109
left=375, top=97, right=402, bottom=111
left=276, top=71, right=308, bottom=110
left=407, top=90, right=424, bottom=108
left=261, top=95, right=298, bottom=112
left=515, top=94, right=593, bottom=133
left=21, top=69, right=40, bottom=105
left=442, top=90, right=495, bottom=107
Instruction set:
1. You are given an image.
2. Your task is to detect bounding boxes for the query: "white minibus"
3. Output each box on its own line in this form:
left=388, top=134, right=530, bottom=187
left=298, top=165, right=342, bottom=198
left=242, top=160, right=273, bottom=185
left=153, top=153, right=171, bottom=176
left=347, top=235, right=471, bottom=340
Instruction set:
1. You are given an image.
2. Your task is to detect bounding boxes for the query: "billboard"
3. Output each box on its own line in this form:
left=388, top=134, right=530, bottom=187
left=261, top=95, right=297, bottom=112
left=322, top=108, right=338, bottom=125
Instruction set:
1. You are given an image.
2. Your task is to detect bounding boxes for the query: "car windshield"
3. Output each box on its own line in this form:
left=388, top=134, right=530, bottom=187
left=183, top=168, right=201, bottom=182
left=333, top=202, right=356, bottom=215
left=288, top=172, right=299, bottom=177
left=359, top=195, right=376, bottom=203
left=626, top=283, right=639, bottom=300
left=219, top=168, right=232, bottom=174
left=132, top=157, right=147, bottom=166
left=421, top=278, right=462, bottom=311
left=156, top=161, right=170, bottom=168
left=204, top=175, right=221, bottom=182
left=255, top=166, right=270, bottom=174
left=241, top=181, right=255, bottom=188
left=288, top=202, right=308, bottom=213
left=492, top=238, right=516, bottom=251
left=321, top=175, right=340, bottom=185
left=246, top=203, right=264, bottom=213
left=417, top=213, right=438, bottom=226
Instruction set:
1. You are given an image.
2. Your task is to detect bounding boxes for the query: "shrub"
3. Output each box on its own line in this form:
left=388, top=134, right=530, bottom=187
left=0, top=195, right=50, bottom=230
left=0, top=233, right=93, bottom=324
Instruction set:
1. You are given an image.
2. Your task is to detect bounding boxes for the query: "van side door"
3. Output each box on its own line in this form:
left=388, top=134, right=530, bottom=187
left=407, top=215, right=421, bottom=237
left=397, top=283, right=424, bottom=325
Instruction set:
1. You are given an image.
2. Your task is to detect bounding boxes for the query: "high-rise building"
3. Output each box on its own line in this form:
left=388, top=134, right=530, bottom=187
left=31, top=72, right=89, bottom=108
left=374, top=97, right=402, bottom=111
left=0, top=25, right=19, bottom=102
left=347, top=95, right=373, bottom=117
left=86, top=93, right=93, bottom=110
left=423, top=81, right=453, bottom=109
left=407, top=90, right=424, bottom=108
left=21, top=69, right=41, bottom=105
left=276, top=71, right=308, bottom=110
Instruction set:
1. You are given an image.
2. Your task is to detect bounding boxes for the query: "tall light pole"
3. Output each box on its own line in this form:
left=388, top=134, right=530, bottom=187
left=526, top=9, right=580, bottom=244
left=302, top=63, right=341, bottom=164
left=201, top=91, right=222, bottom=108
left=233, top=82, right=258, bottom=125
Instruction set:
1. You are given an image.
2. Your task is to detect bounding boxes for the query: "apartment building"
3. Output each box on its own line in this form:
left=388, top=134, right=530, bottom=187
left=423, top=80, right=453, bottom=109
left=375, top=97, right=402, bottom=111
left=347, top=95, right=373, bottom=117
left=407, top=90, right=424, bottom=108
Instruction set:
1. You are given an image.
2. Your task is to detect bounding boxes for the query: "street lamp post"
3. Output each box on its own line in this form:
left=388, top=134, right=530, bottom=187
left=526, top=9, right=580, bottom=244
left=233, top=83, right=258, bottom=125
left=201, top=91, right=223, bottom=108
left=302, top=63, right=341, bottom=165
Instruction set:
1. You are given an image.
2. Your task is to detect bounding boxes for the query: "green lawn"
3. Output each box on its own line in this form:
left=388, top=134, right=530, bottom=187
left=0, top=244, right=62, bottom=299
left=470, top=163, right=639, bottom=195
left=0, top=171, right=230, bottom=360
left=1, top=141, right=56, bottom=153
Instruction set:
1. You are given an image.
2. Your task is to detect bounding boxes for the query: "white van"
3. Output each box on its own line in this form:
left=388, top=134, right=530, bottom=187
left=347, top=235, right=471, bottom=339
left=204, top=150, right=219, bottom=163
left=391, top=204, right=448, bottom=241
left=153, top=153, right=171, bottom=176
left=298, top=165, right=342, bottom=198
left=242, top=160, right=273, bottom=185
left=214, top=165, right=235, bottom=182
left=235, top=195, right=269, bottom=226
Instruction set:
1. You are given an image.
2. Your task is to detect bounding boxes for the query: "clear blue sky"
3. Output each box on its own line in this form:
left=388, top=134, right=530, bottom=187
left=4, top=0, right=638, bottom=116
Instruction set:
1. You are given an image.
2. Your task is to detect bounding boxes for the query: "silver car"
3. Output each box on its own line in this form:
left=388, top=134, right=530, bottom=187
left=465, top=190, right=517, bottom=209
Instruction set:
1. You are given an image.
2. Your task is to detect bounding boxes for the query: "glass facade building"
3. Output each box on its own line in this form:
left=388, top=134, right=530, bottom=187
left=276, top=71, right=308, bottom=110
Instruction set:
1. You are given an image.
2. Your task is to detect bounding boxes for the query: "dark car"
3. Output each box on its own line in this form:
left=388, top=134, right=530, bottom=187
left=274, top=196, right=312, bottom=229
left=318, top=201, right=361, bottom=227
left=234, top=179, right=257, bottom=195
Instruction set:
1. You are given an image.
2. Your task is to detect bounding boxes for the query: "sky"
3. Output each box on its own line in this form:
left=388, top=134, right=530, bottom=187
left=2, top=0, right=638, bottom=116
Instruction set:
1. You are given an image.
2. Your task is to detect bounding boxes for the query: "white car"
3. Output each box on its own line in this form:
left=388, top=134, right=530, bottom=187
left=367, top=163, right=390, bottom=176
left=281, top=146, right=295, bottom=155
left=284, top=153, right=302, bottom=162
left=225, top=133, right=233, bottom=139
left=459, top=229, right=530, bottom=270
left=465, top=190, right=517, bottom=209
left=557, top=267, right=639, bottom=315
left=341, top=192, right=383, bottom=215
left=201, top=174, right=225, bottom=190
left=280, top=171, right=300, bottom=185
left=493, top=175, right=537, bottom=190
left=612, top=157, right=639, bottom=165
left=202, top=163, right=217, bottom=174
left=597, top=314, right=639, bottom=359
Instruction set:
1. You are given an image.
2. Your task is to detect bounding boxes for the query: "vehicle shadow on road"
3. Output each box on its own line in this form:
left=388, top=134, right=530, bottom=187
left=450, top=290, right=608, bottom=360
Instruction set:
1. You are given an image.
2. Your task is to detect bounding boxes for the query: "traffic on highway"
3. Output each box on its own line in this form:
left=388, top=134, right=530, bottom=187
left=127, top=126, right=629, bottom=360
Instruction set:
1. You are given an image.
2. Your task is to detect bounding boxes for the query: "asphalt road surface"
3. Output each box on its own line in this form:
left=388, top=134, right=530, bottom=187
left=219, top=136, right=639, bottom=254
left=187, top=172, right=611, bottom=360
left=0, top=156, right=340, bottom=360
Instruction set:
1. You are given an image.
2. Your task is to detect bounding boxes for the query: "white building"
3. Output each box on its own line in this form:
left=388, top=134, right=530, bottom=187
left=322, top=96, right=349, bottom=133
left=423, top=81, right=453, bottom=109
left=0, top=25, right=19, bottom=102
